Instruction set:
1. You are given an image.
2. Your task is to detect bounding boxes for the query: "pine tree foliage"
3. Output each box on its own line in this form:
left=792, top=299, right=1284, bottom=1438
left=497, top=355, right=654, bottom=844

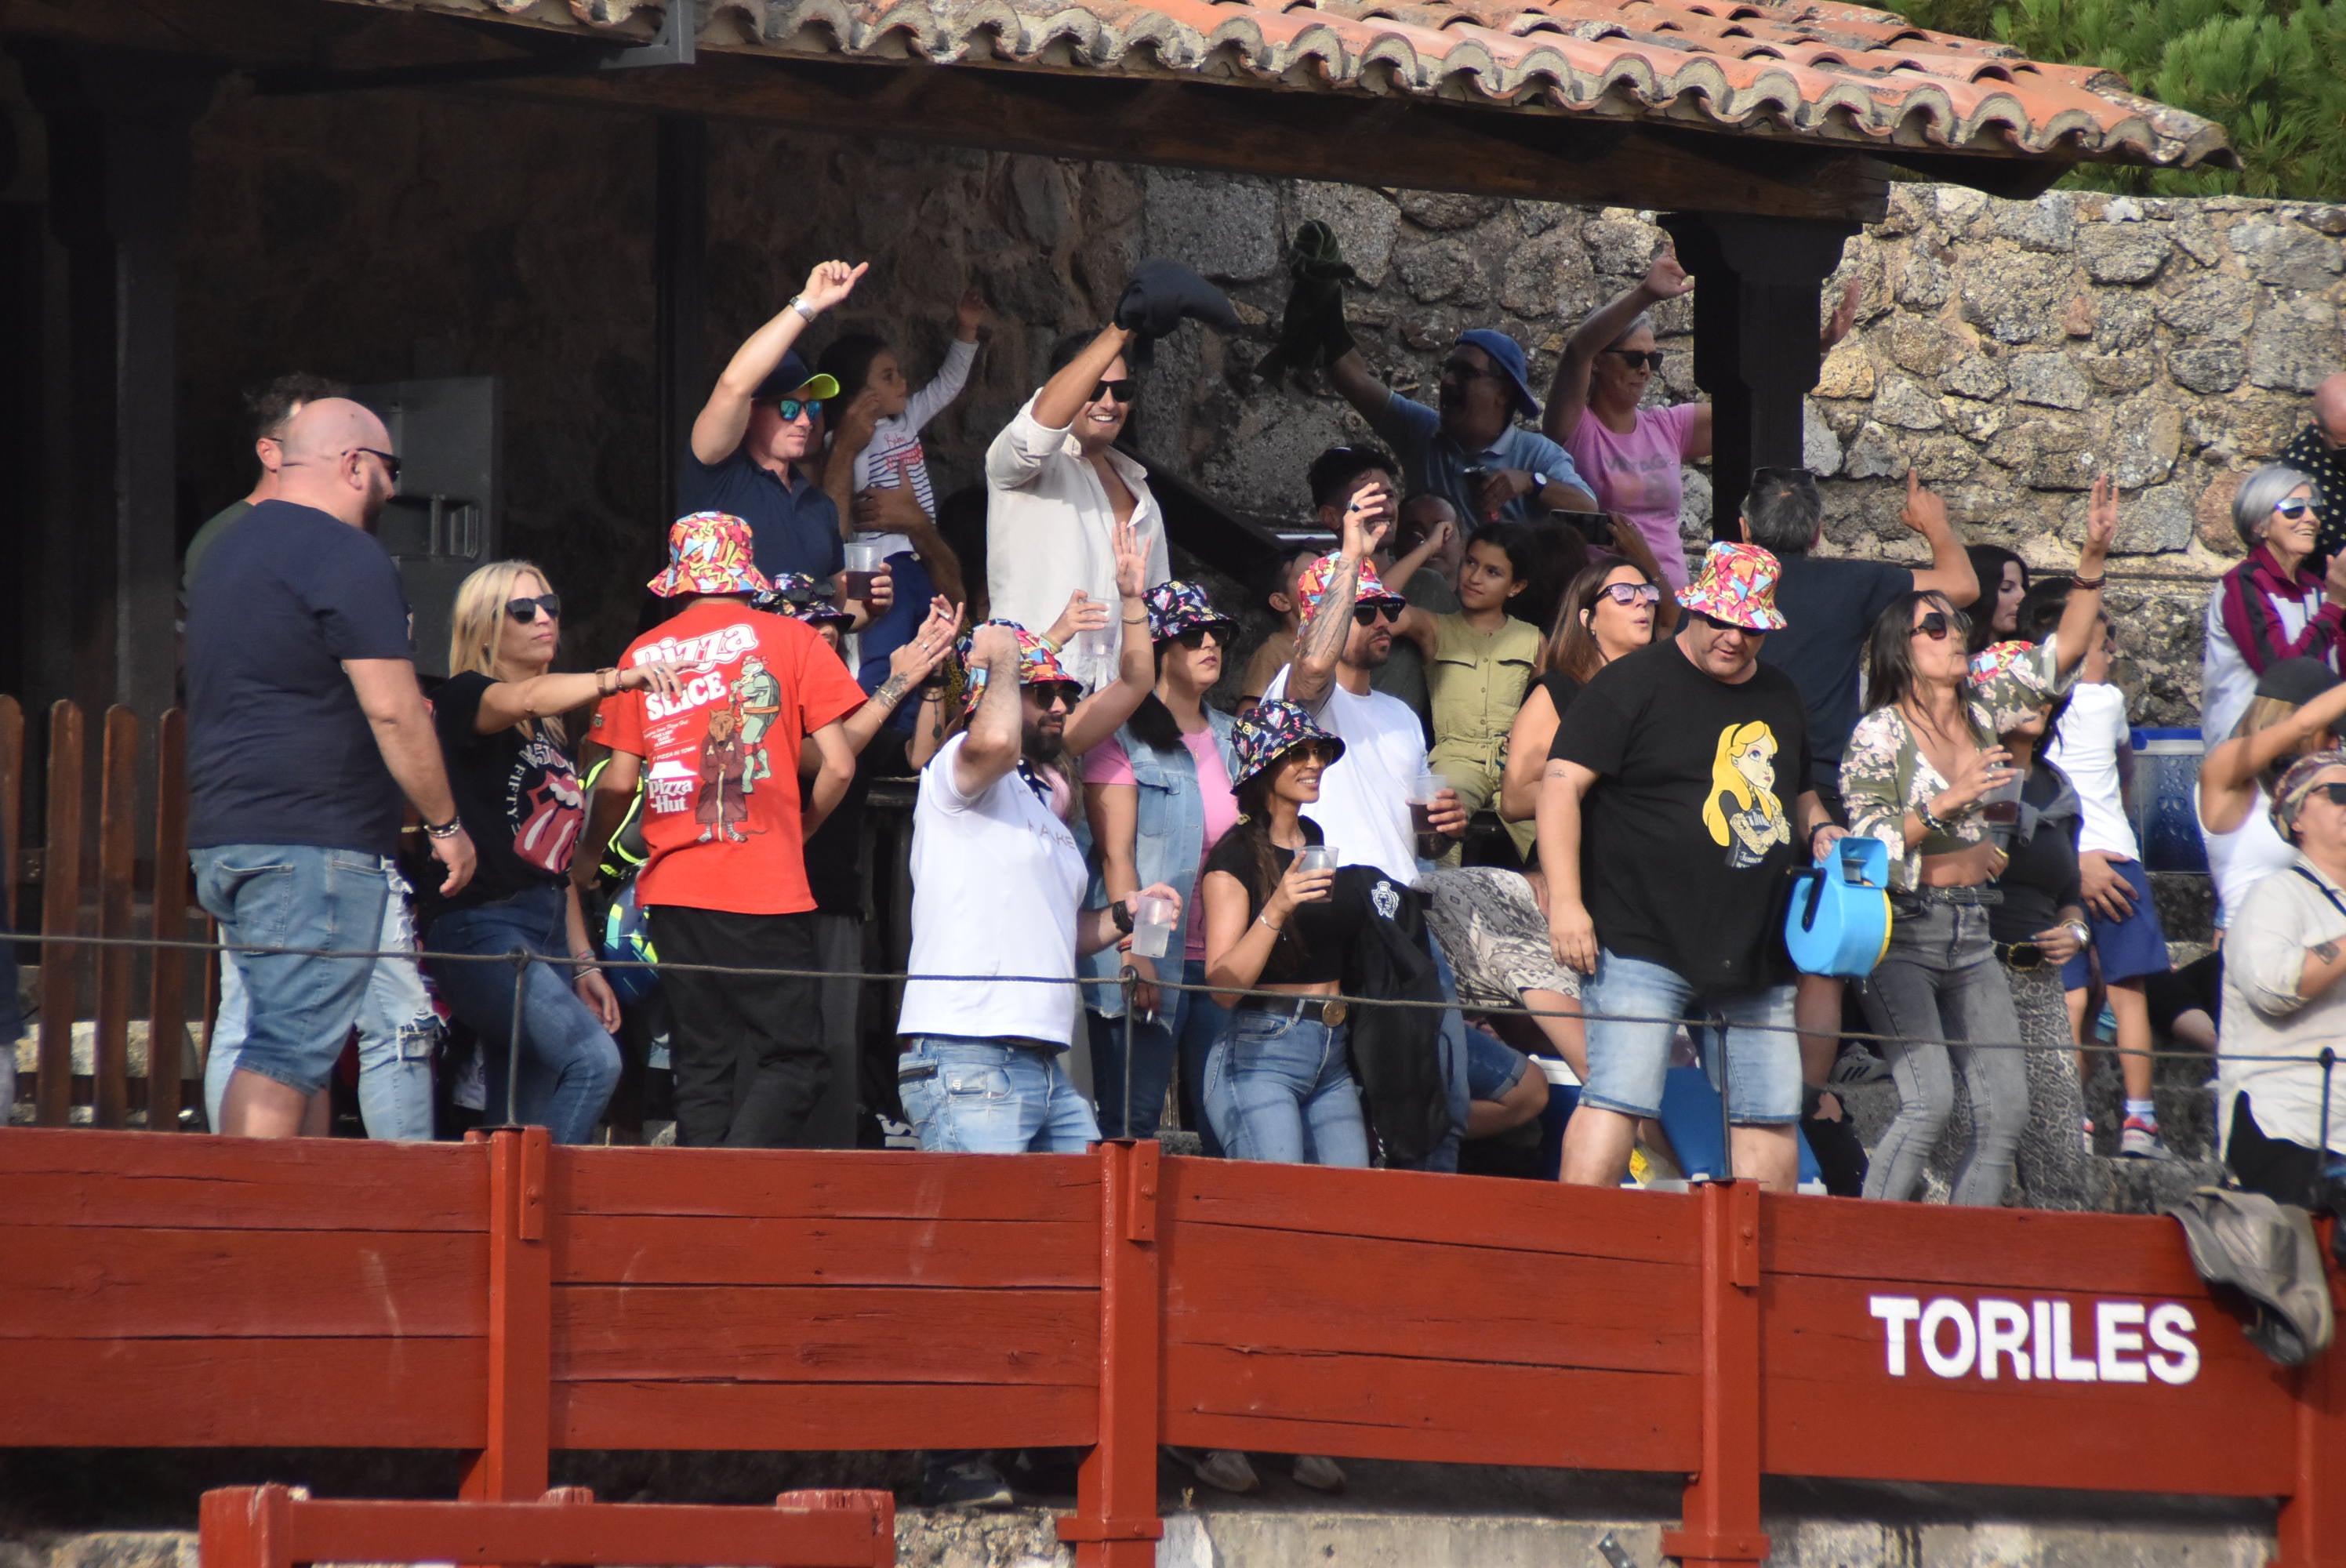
left=1898, top=0, right=2346, bottom=199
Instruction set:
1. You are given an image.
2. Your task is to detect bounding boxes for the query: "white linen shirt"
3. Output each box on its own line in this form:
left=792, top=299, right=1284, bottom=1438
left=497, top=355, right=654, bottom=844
left=984, top=394, right=1171, bottom=691
left=2218, top=852, right=2346, bottom=1159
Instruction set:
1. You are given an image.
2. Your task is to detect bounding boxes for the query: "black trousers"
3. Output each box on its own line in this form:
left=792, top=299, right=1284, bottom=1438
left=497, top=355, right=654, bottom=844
left=649, top=905, right=827, bottom=1149
left=2228, top=1094, right=2330, bottom=1210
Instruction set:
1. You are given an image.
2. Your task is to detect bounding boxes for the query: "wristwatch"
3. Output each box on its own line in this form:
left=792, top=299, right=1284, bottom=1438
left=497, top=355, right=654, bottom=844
left=1111, top=902, right=1137, bottom=935
left=789, top=295, right=819, bottom=322
left=1531, top=470, right=1549, bottom=492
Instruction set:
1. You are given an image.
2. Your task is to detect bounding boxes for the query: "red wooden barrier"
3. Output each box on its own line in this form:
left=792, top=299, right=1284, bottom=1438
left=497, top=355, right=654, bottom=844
left=1, top=1128, right=2339, bottom=1567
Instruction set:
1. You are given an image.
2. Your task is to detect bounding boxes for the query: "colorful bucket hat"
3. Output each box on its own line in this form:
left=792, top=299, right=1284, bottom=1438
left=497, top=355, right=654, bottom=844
left=954, top=619, right=1075, bottom=710
left=1295, top=553, right=1407, bottom=626
left=1966, top=639, right=2067, bottom=735
left=648, top=512, right=772, bottom=599
left=1676, top=541, right=1787, bottom=632
left=1230, top=699, right=1346, bottom=788
left=2271, top=749, right=2346, bottom=843
left=752, top=572, right=852, bottom=628
left=1144, top=579, right=1237, bottom=644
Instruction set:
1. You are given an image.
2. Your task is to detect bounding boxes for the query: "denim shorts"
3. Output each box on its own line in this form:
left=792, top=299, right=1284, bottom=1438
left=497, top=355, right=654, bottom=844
left=1580, top=949, right=1801, bottom=1124
left=2060, top=855, right=2171, bottom=989
left=192, top=844, right=391, bottom=1095
left=1465, top=1025, right=1529, bottom=1102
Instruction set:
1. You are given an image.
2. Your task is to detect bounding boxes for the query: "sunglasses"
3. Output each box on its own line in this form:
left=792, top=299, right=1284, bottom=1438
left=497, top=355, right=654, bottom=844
left=2306, top=782, right=2346, bottom=808
left=1280, top=740, right=1342, bottom=768
left=1026, top=680, right=1083, bottom=711
left=504, top=593, right=561, bottom=623
left=354, top=447, right=403, bottom=483
left=1693, top=610, right=1763, bottom=636
left=768, top=397, right=822, bottom=423
left=1170, top=622, right=1233, bottom=649
left=1600, top=582, right=1662, bottom=607
left=2275, top=497, right=2314, bottom=520
left=1910, top=609, right=1968, bottom=641
left=1353, top=604, right=1400, bottom=627
left=1604, top=350, right=1665, bottom=372
left=1090, top=379, right=1137, bottom=405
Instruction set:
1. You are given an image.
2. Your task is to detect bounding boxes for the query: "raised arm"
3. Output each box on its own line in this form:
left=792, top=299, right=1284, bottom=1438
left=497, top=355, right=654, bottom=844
left=952, top=622, right=1023, bottom=799
left=346, top=658, right=474, bottom=896
left=2047, top=474, right=2115, bottom=684
left=1601, top=516, right=1679, bottom=637
left=1378, top=517, right=1452, bottom=595
left=691, top=260, right=866, bottom=466
left=1901, top=470, right=1979, bottom=608
left=1064, top=515, right=1156, bottom=754
left=833, top=597, right=961, bottom=756
left=1327, top=347, right=1391, bottom=427
left=2202, top=678, right=2346, bottom=813
left=1033, top=325, right=1135, bottom=432
left=1284, top=481, right=1390, bottom=712
left=899, top=293, right=985, bottom=433
left=1545, top=248, right=1690, bottom=446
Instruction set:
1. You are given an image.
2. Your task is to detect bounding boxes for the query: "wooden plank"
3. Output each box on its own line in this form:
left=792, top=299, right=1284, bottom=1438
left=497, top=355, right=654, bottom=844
left=1162, top=1155, right=1701, bottom=1267
left=1164, top=1221, right=1697, bottom=1375
left=552, top=1285, right=1098, bottom=1386
left=0, top=692, right=20, bottom=927
left=1066, top=1139, right=1161, bottom=1567
left=558, top=1213, right=1099, bottom=1289
left=0, top=1126, right=489, bottom=1231
left=277, top=1495, right=889, bottom=1568
left=35, top=699, right=82, bottom=1127
left=2276, top=1270, right=2346, bottom=1566
left=556, top=1145, right=1098, bottom=1223
left=1162, top=1344, right=1699, bottom=1472
left=91, top=705, right=138, bottom=1129
left=465, top=1126, right=552, bottom=1504
left=0, top=1335, right=486, bottom=1447
left=1763, top=1192, right=2214, bottom=1297
left=0, top=1224, right=487, bottom=1338
left=146, top=707, right=191, bottom=1131
left=551, top=1378, right=1097, bottom=1453
left=1757, top=1272, right=2297, bottom=1497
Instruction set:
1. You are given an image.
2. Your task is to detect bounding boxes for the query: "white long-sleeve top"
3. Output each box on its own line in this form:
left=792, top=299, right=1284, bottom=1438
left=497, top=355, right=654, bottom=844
left=983, top=393, right=1170, bottom=691
left=851, top=338, right=976, bottom=525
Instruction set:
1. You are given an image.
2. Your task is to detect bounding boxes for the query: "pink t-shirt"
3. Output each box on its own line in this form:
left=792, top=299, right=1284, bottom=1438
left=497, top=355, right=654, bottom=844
left=1562, top=401, right=1701, bottom=590
left=1082, top=728, right=1238, bottom=962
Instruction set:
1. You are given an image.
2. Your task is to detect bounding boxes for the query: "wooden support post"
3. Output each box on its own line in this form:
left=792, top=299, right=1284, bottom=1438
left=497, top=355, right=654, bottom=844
left=1662, top=1180, right=1768, bottom=1568
left=35, top=699, right=82, bottom=1127
left=1060, top=1140, right=1164, bottom=1567
left=462, top=1127, right=553, bottom=1504
left=1656, top=212, right=1858, bottom=545
left=92, top=705, right=137, bottom=1128
left=199, top=1483, right=295, bottom=1568
left=2274, top=1240, right=2346, bottom=1567
left=146, top=708, right=190, bottom=1130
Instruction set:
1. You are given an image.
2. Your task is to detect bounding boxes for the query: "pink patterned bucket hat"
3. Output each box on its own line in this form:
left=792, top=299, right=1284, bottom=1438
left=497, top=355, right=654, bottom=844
left=1295, top=553, right=1407, bottom=626
left=648, top=512, right=773, bottom=599
left=1676, top=541, right=1786, bottom=632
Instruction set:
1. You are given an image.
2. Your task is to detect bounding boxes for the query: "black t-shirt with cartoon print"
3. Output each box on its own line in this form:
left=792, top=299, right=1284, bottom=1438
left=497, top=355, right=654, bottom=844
left=1549, top=637, right=1813, bottom=991
left=427, top=672, right=586, bottom=916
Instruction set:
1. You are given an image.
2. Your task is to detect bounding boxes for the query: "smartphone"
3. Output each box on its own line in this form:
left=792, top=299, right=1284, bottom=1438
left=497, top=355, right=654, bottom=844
left=1550, top=510, right=1614, bottom=545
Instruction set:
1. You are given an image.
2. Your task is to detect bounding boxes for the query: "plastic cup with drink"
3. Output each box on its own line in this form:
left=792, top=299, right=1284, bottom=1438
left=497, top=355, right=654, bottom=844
left=1409, top=771, right=1451, bottom=861
left=844, top=539, right=884, bottom=605
left=1130, top=893, right=1177, bottom=960
left=1295, top=844, right=1338, bottom=877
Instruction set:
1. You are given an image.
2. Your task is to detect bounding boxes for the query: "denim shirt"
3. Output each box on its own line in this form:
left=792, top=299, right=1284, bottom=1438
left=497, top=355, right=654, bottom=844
left=1081, top=708, right=1240, bottom=1017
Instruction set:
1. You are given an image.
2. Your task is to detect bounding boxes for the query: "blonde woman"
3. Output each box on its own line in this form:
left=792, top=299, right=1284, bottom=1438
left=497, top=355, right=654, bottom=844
left=1705, top=721, right=1790, bottom=869
left=423, top=561, right=684, bottom=1142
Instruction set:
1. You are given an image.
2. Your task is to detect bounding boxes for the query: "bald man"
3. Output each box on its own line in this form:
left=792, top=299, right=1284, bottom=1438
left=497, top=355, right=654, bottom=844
left=2281, top=372, right=2346, bottom=567
left=187, top=397, right=477, bottom=1139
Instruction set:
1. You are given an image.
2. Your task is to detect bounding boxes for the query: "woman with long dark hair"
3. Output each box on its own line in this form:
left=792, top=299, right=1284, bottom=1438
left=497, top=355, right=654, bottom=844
left=1963, top=543, right=2028, bottom=655
left=1498, top=557, right=1671, bottom=824
left=1840, top=480, right=2113, bottom=1203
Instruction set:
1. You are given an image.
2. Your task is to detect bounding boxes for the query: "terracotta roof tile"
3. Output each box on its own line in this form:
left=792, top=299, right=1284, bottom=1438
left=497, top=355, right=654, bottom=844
left=533, top=0, right=2230, bottom=166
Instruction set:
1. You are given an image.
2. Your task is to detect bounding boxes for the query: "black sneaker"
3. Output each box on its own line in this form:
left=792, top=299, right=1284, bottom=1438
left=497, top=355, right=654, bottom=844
left=922, top=1458, right=1015, bottom=1509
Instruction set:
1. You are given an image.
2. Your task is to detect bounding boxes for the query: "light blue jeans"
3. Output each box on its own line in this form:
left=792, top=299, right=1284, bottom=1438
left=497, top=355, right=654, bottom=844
left=202, top=858, right=437, bottom=1140
left=1581, top=949, right=1801, bottom=1124
left=898, top=1036, right=1102, bottom=1153
left=1087, top=956, right=1229, bottom=1147
left=1203, top=1006, right=1371, bottom=1167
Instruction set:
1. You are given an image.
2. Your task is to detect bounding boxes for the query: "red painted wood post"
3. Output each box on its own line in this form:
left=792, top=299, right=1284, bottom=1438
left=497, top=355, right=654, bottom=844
left=2272, top=1251, right=2346, bottom=1566
left=1662, top=1180, right=1769, bottom=1568
left=1060, top=1140, right=1164, bottom=1567
left=147, top=709, right=191, bottom=1131
left=779, top=1490, right=895, bottom=1568
left=35, top=700, right=84, bottom=1127
left=461, top=1127, right=554, bottom=1504
left=199, top=1483, right=294, bottom=1568
left=92, top=706, right=139, bottom=1129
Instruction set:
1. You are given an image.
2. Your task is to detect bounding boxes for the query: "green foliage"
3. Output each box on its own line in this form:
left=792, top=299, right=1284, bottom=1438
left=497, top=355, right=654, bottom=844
left=1898, top=0, right=2346, bottom=199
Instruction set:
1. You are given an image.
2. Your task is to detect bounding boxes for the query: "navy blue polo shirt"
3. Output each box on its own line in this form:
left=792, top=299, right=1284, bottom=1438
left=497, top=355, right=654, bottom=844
left=678, top=447, right=847, bottom=583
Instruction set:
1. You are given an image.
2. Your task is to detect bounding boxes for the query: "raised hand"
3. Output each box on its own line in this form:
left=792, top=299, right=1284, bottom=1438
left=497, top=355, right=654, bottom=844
left=1045, top=589, right=1110, bottom=649
left=800, top=260, right=869, bottom=314
left=1643, top=245, right=1693, bottom=301
left=1341, top=478, right=1394, bottom=561
left=955, top=285, right=990, bottom=339
left=1900, top=468, right=1947, bottom=538
left=1112, top=513, right=1149, bottom=601
left=2083, top=473, right=2118, bottom=563
left=887, top=597, right=961, bottom=686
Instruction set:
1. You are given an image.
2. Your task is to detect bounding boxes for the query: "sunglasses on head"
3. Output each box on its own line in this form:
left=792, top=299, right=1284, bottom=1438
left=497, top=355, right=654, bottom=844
left=354, top=447, right=402, bottom=483
left=504, top=593, right=561, bottom=623
left=1090, top=379, right=1137, bottom=405
left=1600, top=581, right=1662, bottom=607
left=1027, top=679, right=1083, bottom=711
left=1693, top=610, right=1762, bottom=636
left=1353, top=603, right=1400, bottom=627
left=2275, top=497, right=2314, bottom=520
left=1170, top=622, right=1233, bottom=650
left=768, top=397, right=822, bottom=423
left=1910, top=608, right=1970, bottom=641
left=1604, top=349, right=1665, bottom=372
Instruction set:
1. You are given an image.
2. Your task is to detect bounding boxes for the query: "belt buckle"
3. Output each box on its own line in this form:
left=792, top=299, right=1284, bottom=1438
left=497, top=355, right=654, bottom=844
left=2004, top=942, right=2043, bottom=971
left=1321, top=998, right=1349, bottom=1027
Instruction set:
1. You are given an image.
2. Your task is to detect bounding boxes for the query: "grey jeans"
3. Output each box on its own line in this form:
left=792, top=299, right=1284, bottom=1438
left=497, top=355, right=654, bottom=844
left=1859, top=897, right=2030, bottom=1206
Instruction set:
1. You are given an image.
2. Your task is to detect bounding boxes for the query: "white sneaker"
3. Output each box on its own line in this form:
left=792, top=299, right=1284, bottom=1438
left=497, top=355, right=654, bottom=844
left=2119, top=1116, right=2171, bottom=1160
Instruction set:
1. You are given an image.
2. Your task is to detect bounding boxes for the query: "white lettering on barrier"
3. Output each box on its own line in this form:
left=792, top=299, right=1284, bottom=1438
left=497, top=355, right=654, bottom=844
left=1869, top=1295, right=2198, bottom=1386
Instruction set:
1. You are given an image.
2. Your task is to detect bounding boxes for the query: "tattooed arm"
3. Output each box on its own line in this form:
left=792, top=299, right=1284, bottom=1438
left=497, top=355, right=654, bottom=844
left=1280, top=478, right=1392, bottom=713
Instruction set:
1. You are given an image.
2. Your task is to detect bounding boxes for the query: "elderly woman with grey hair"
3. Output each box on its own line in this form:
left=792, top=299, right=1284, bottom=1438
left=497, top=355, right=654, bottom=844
left=2202, top=464, right=2346, bottom=743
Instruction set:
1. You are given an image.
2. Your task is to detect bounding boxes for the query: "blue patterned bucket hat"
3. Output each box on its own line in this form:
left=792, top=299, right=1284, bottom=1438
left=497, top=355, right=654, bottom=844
left=1144, top=579, right=1237, bottom=644
left=1231, top=699, right=1346, bottom=787
left=751, top=572, right=853, bottom=628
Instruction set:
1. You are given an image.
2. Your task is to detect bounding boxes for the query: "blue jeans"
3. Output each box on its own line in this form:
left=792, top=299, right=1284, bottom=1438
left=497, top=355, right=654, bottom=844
left=427, top=883, right=621, bottom=1145
left=1203, top=1006, right=1370, bottom=1167
left=1420, top=938, right=1473, bottom=1173
left=1581, top=949, right=1801, bottom=1124
left=1087, top=956, right=1228, bottom=1148
left=898, top=1036, right=1101, bottom=1153
left=204, top=862, right=439, bottom=1139
left=193, top=845, right=393, bottom=1097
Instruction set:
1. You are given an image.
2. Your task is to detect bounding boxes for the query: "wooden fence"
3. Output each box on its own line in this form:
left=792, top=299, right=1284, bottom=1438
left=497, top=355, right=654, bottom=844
left=1, top=696, right=209, bottom=1129
left=2, top=1128, right=2340, bottom=1566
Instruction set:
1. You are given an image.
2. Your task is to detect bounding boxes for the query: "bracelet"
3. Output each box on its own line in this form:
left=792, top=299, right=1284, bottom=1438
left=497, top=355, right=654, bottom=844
left=1121, top=615, right=1149, bottom=625
left=2065, top=920, right=2093, bottom=948
left=569, top=950, right=597, bottom=965
left=2072, top=571, right=2107, bottom=590
left=597, top=666, right=621, bottom=697
left=424, top=815, right=463, bottom=840
left=1915, top=804, right=1952, bottom=837
left=789, top=295, right=818, bottom=321
left=1255, top=912, right=1284, bottom=934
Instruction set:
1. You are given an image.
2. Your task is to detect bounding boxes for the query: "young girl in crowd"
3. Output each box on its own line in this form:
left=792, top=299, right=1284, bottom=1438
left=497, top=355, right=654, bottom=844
left=1840, top=479, right=2113, bottom=1204
left=1498, top=554, right=1671, bottom=826
left=1082, top=581, right=1242, bottom=1143
left=425, top=561, right=686, bottom=1143
left=818, top=286, right=987, bottom=521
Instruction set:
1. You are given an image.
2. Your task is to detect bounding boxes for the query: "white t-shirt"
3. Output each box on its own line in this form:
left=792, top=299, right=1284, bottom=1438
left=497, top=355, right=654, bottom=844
left=2045, top=682, right=2140, bottom=860
left=1262, top=663, right=1428, bottom=883
left=896, top=733, right=1086, bottom=1045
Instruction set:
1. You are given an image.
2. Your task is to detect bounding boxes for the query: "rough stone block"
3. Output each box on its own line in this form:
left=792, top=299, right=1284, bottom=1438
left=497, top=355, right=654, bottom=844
left=1988, top=193, right=2077, bottom=252
left=2199, top=469, right=2249, bottom=554
left=1894, top=247, right=1952, bottom=308
left=1200, top=397, right=1356, bottom=517
left=2097, top=397, right=2184, bottom=488
left=1959, top=249, right=2068, bottom=343
left=1815, top=339, right=1876, bottom=399
left=1888, top=315, right=1959, bottom=375
left=2093, top=290, right=2155, bottom=353
left=2228, top=218, right=2343, bottom=290
left=2248, top=298, right=2342, bottom=393
left=1294, top=180, right=1400, bottom=288
left=2112, top=480, right=2195, bottom=552
left=1873, top=370, right=1945, bottom=430
left=1988, top=414, right=2096, bottom=488
left=1498, top=226, right=1592, bottom=320
left=1941, top=353, right=2006, bottom=401
left=1142, top=168, right=1278, bottom=281
left=1843, top=419, right=1905, bottom=479
left=1393, top=235, right=1488, bottom=307
left=1584, top=215, right=1661, bottom=276
left=2169, top=344, right=2246, bottom=394
left=1875, top=183, right=1930, bottom=237
left=1935, top=185, right=1989, bottom=228
left=2153, top=273, right=2257, bottom=339
left=1804, top=401, right=1843, bottom=477
left=2006, top=351, right=2091, bottom=410
left=1396, top=189, right=1502, bottom=230
left=2082, top=352, right=2157, bottom=394
left=2081, top=222, right=2173, bottom=284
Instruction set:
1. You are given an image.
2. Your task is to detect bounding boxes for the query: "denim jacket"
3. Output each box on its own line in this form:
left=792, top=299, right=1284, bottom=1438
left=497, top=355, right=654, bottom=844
left=1081, top=709, right=1240, bottom=1017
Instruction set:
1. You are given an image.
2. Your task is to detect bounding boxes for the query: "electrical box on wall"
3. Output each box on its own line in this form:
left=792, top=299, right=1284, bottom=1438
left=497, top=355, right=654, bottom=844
left=350, top=376, right=502, bottom=678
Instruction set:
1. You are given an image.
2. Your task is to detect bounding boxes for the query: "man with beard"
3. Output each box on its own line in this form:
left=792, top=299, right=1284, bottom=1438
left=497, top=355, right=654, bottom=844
left=1330, top=326, right=1596, bottom=526
left=187, top=397, right=476, bottom=1138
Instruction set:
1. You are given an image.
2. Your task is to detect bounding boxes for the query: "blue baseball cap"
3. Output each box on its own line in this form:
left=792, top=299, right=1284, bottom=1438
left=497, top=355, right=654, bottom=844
left=751, top=350, right=840, bottom=406
left=1456, top=328, right=1540, bottom=420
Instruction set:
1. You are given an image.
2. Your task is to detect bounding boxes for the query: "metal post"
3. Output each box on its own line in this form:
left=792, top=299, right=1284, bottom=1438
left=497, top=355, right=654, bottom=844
left=1120, top=965, right=1138, bottom=1139
left=506, top=948, right=531, bottom=1128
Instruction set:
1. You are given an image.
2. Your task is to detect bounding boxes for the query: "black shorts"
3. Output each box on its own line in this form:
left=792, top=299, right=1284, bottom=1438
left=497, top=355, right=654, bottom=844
left=2145, top=949, right=2221, bottom=1033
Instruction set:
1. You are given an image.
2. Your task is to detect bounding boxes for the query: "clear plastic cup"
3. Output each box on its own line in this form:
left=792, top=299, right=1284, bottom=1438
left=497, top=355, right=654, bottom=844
left=1130, top=894, right=1177, bottom=960
left=844, top=540, right=883, bottom=604
left=1411, top=771, right=1450, bottom=859
left=1296, top=845, right=1338, bottom=875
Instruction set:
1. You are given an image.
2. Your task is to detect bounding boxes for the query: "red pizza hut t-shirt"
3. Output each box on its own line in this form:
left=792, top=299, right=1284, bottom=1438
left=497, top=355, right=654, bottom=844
left=591, top=600, right=866, bottom=916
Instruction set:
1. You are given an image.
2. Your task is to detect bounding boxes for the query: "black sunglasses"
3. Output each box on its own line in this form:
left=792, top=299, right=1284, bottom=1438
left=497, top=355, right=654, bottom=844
left=2309, top=782, right=2346, bottom=808
left=1281, top=739, right=1342, bottom=767
left=1693, top=610, right=1763, bottom=636
left=1605, top=349, right=1665, bottom=372
left=1027, top=679, right=1083, bottom=711
left=1090, top=379, right=1137, bottom=405
left=1353, top=604, right=1400, bottom=627
left=354, top=447, right=402, bottom=482
left=1910, top=609, right=1967, bottom=641
left=1171, top=622, right=1234, bottom=649
left=505, top=593, right=561, bottom=623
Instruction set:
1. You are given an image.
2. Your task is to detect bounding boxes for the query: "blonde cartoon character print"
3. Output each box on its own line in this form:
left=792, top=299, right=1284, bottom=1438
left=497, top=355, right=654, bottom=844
left=1701, top=720, right=1789, bottom=870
